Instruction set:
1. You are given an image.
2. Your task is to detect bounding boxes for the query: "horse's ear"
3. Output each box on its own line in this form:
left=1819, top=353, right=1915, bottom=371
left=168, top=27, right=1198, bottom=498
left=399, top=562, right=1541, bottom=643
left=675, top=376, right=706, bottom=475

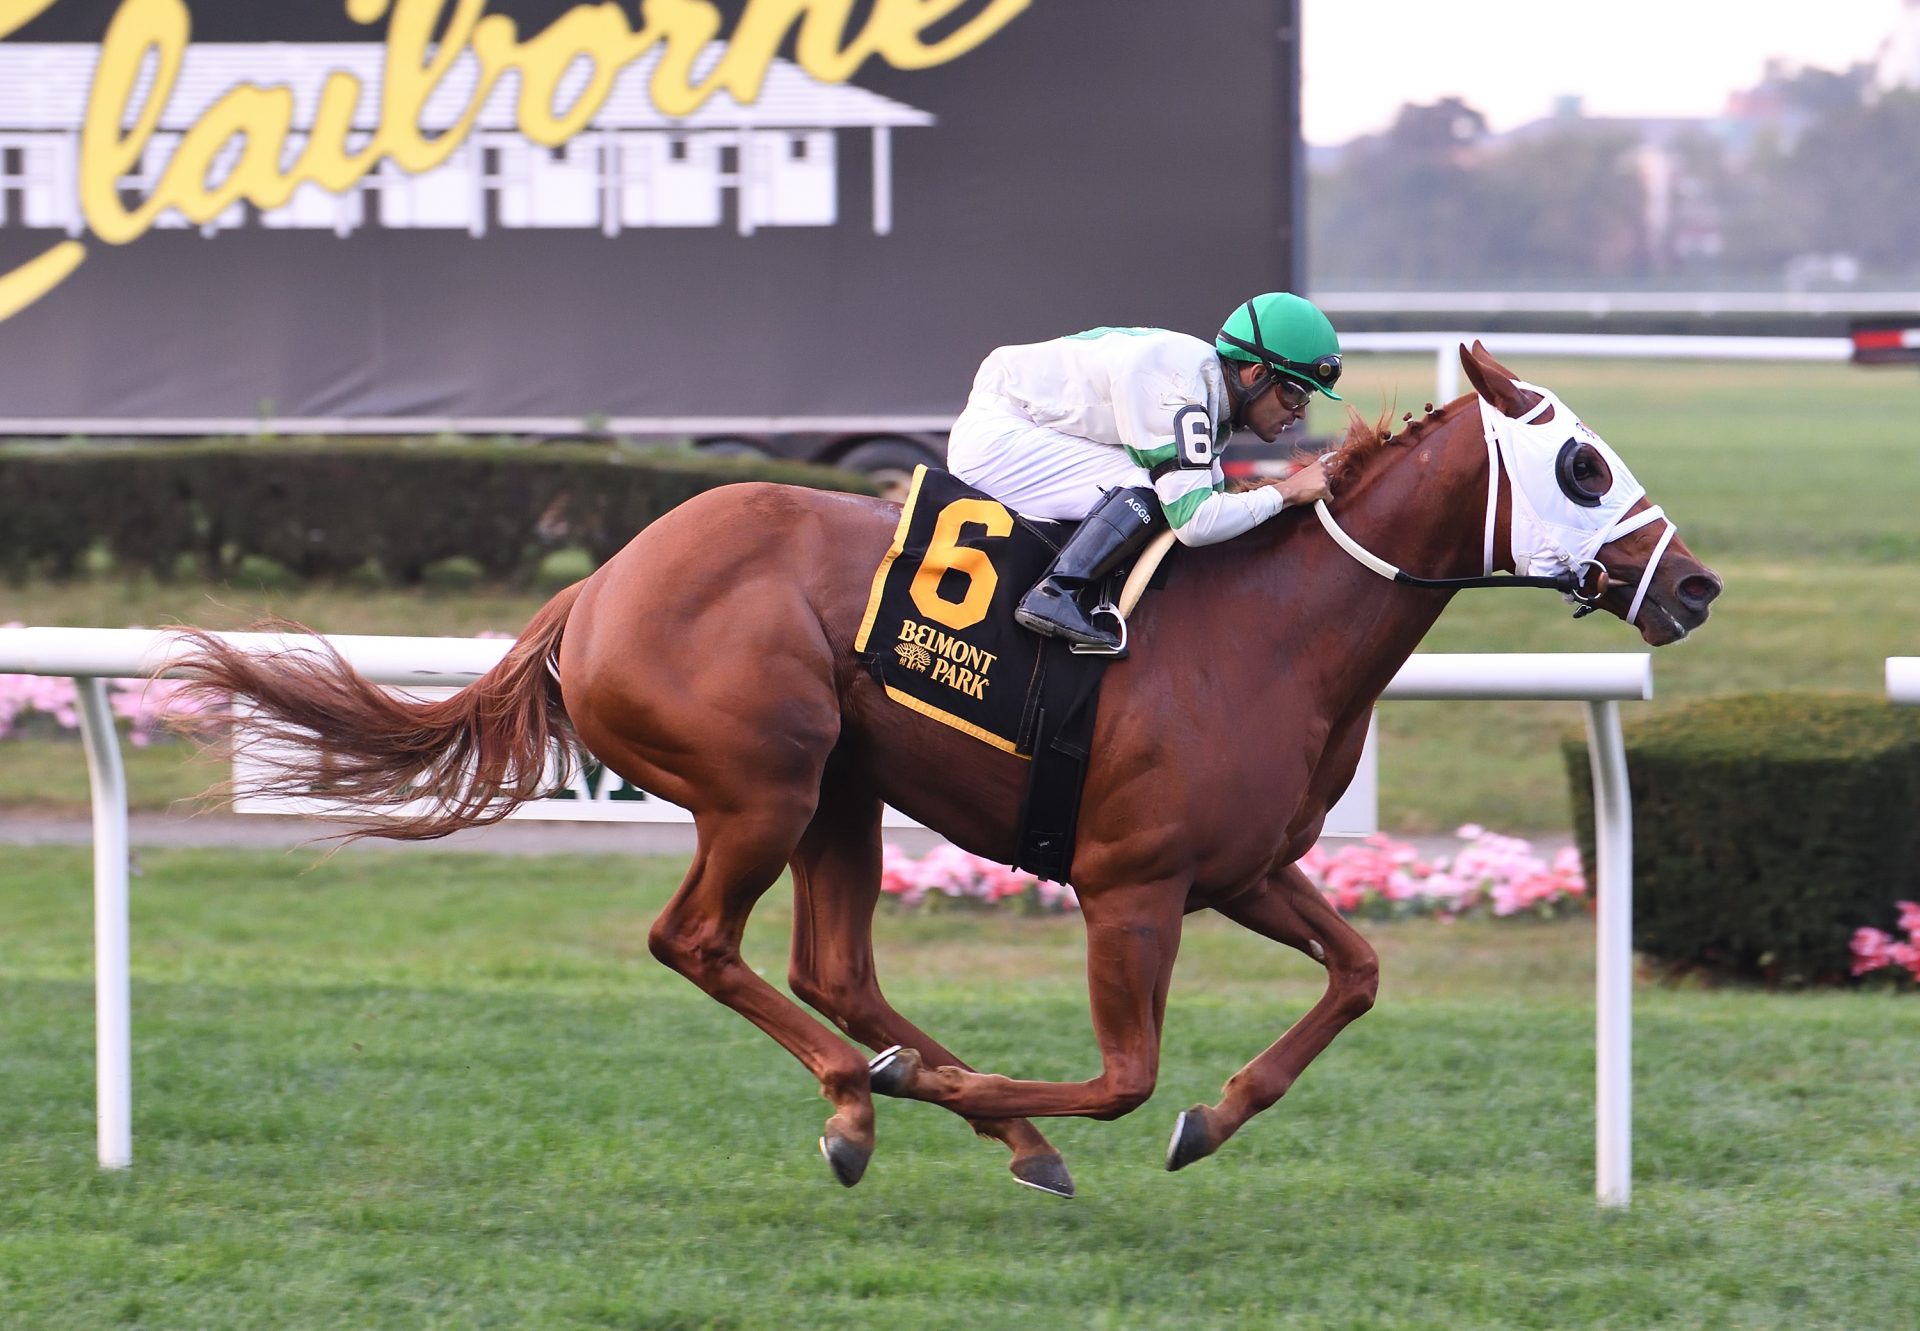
left=1458, top=341, right=1541, bottom=419
left=1471, top=339, right=1525, bottom=382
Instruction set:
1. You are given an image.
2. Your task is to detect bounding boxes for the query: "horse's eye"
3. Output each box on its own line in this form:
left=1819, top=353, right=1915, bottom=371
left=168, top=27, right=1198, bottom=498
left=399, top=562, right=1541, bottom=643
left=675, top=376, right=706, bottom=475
left=1555, top=440, right=1608, bottom=507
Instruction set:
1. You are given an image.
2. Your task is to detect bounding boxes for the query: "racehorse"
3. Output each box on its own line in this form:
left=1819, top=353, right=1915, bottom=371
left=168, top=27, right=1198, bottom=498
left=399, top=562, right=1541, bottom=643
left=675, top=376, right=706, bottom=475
left=171, top=344, right=1721, bottom=1199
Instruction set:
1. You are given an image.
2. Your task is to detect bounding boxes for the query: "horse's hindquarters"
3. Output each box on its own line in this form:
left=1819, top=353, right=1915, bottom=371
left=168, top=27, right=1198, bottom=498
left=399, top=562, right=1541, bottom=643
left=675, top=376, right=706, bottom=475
left=558, top=484, right=895, bottom=822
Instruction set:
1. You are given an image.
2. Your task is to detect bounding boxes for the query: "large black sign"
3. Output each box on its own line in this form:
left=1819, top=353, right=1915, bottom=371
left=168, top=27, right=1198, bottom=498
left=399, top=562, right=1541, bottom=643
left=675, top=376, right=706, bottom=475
left=0, top=0, right=1300, bottom=429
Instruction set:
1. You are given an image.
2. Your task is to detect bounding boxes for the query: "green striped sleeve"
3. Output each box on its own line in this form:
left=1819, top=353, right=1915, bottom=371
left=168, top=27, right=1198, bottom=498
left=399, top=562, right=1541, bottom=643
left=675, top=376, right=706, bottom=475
left=1161, top=486, right=1215, bottom=530
left=1124, top=440, right=1179, bottom=470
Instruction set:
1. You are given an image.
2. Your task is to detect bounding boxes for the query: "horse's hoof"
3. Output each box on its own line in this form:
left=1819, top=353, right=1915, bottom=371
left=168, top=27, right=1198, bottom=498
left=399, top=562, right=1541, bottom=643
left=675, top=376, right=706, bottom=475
left=1165, top=1105, right=1216, bottom=1172
left=819, top=1132, right=871, bottom=1188
left=1010, top=1152, right=1075, bottom=1199
left=867, top=1044, right=921, bottom=1097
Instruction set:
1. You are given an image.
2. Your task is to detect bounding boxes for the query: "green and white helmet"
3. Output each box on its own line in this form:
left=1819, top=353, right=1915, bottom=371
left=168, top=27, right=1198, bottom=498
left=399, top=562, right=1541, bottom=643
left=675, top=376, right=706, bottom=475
left=1215, top=292, right=1343, bottom=400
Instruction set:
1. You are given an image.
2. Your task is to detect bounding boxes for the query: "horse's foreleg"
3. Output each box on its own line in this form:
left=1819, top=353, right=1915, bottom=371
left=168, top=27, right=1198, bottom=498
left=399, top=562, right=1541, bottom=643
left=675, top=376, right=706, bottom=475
left=647, top=806, right=881, bottom=1187
left=1165, top=862, right=1379, bottom=1171
left=870, top=881, right=1185, bottom=1123
left=787, top=787, right=1073, bottom=1197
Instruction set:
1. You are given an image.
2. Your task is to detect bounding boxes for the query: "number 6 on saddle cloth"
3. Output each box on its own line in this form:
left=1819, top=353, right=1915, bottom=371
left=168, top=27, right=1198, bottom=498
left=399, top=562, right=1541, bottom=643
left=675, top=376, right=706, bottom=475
left=854, top=466, right=1174, bottom=881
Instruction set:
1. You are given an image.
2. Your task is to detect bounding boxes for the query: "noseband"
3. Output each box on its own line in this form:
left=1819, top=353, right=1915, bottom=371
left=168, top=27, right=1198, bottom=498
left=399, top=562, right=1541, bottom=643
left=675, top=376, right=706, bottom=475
left=1312, top=395, right=1680, bottom=625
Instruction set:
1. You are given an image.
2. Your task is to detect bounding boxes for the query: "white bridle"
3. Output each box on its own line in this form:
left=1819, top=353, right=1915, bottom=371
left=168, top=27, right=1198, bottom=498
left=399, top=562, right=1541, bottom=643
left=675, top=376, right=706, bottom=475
left=1483, top=387, right=1679, bottom=627
left=1312, top=384, right=1680, bottom=629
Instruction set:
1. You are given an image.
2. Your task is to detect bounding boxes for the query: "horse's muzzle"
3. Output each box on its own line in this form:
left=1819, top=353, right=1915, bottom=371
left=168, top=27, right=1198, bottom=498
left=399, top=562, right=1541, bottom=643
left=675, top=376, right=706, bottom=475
left=1675, top=572, right=1723, bottom=619
left=1639, top=564, right=1722, bottom=644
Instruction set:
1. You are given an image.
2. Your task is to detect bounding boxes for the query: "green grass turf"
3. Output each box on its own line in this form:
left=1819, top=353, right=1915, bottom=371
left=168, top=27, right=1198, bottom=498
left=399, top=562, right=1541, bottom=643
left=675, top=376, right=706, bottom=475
left=3, top=847, right=1916, bottom=1329
left=3, top=356, right=1916, bottom=831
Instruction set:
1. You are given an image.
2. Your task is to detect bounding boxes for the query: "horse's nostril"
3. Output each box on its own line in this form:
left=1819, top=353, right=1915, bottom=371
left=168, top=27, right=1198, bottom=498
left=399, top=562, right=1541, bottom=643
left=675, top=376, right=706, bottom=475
left=1677, top=574, right=1722, bottom=613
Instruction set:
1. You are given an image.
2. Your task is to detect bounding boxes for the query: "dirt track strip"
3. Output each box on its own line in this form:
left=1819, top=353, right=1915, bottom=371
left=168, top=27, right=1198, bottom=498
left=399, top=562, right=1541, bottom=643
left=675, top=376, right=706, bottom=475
left=0, top=811, right=1559, bottom=864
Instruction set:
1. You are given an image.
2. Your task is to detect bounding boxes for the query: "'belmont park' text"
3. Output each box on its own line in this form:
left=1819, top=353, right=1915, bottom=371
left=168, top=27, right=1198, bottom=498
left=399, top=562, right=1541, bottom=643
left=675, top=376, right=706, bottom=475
left=897, top=616, right=996, bottom=700
left=0, top=0, right=1029, bottom=320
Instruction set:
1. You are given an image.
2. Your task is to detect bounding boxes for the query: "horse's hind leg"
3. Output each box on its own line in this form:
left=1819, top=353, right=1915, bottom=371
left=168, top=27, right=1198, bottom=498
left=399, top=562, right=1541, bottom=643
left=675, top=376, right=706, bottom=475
left=647, top=801, right=882, bottom=1187
left=1165, top=862, right=1380, bottom=1171
left=866, top=879, right=1188, bottom=1123
left=786, top=777, right=1075, bottom=1198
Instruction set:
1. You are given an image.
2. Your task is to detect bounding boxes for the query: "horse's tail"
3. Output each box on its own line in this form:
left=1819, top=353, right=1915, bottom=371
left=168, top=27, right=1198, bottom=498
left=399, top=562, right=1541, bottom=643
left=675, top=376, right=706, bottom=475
left=173, top=581, right=586, bottom=842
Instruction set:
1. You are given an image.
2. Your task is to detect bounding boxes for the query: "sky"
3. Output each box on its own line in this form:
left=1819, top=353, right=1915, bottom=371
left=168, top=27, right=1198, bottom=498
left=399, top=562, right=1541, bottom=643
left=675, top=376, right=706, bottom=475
left=1302, top=0, right=1911, bottom=144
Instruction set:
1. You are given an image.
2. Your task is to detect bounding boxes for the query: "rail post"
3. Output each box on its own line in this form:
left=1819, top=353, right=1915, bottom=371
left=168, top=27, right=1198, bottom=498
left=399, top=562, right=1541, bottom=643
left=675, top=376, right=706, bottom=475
left=75, top=677, right=132, bottom=1169
left=1888, top=657, right=1920, bottom=704
left=1584, top=699, right=1632, bottom=1208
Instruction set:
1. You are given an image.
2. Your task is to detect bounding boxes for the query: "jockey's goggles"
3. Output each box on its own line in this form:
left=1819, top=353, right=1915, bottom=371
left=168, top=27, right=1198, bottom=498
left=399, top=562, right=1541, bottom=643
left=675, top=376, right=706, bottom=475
left=1268, top=353, right=1343, bottom=394
left=1273, top=374, right=1315, bottom=410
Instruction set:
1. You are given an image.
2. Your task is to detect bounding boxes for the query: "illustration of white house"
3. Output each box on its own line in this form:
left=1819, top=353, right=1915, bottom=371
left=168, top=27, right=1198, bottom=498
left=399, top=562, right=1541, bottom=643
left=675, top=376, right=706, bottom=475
left=0, top=42, right=935, bottom=238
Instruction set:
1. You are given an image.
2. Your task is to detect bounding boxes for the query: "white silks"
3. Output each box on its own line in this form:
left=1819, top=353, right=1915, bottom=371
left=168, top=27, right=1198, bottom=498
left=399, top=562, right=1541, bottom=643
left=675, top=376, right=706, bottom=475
left=1479, top=384, right=1678, bottom=628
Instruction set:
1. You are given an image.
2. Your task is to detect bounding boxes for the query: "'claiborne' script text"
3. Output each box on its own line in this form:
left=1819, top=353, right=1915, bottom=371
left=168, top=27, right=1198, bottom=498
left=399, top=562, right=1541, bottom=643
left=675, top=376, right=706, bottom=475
left=0, top=0, right=1030, bottom=320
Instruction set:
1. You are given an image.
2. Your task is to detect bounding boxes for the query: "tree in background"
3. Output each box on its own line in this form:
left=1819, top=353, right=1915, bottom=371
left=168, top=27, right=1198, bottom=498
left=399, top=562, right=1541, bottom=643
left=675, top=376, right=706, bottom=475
left=1310, top=98, right=1499, bottom=284
left=1311, top=62, right=1920, bottom=287
left=1311, top=98, right=1645, bottom=285
left=1475, top=123, right=1647, bottom=280
left=1730, top=84, right=1920, bottom=281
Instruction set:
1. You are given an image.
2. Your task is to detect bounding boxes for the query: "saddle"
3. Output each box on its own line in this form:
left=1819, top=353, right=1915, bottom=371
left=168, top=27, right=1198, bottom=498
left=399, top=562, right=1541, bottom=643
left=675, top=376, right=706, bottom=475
left=854, top=467, right=1172, bottom=880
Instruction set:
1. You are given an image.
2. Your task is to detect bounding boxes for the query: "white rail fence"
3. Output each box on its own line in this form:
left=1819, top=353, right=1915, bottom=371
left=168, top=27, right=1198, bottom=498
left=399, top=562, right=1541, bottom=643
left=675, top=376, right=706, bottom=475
left=1340, top=331, right=1852, bottom=405
left=1888, top=658, right=1920, bottom=705
left=0, top=627, right=1651, bottom=1207
left=1321, top=291, right=1917, bottom=317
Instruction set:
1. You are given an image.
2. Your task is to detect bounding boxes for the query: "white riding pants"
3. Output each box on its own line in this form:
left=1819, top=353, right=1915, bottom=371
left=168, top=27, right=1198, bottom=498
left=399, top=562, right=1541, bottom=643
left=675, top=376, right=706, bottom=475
left=946, top=393, right=1151, bottom=520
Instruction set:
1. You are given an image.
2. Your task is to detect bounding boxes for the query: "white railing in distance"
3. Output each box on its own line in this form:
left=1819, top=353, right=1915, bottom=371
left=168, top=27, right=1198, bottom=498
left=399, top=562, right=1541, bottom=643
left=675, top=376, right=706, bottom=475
left=1888, top=658, right=1920, bottom=705
left=1319, top=291, right=1915, bottom=316
left=0, top=627, right=508, bottom=688
left=0, top=627, right=1654, bottom=700
left=1339, top=331, right=1851, bottom=409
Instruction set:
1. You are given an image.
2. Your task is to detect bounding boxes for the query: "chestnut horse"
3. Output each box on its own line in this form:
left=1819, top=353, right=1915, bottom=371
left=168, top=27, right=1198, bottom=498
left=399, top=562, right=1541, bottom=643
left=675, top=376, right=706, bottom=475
left=175, top=344, right=1720, bottom=1198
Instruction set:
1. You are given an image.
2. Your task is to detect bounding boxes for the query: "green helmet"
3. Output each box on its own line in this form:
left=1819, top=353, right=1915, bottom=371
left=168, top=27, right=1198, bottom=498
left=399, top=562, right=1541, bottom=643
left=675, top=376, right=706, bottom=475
left=1215, top=292, right=1343, bottom=401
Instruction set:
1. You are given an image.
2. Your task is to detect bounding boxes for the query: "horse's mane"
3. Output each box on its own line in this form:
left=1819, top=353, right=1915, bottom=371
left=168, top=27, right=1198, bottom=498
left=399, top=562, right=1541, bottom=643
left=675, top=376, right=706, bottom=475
left=1320, top=408, right=1398, bottom=495
left=1322, top=397, right=1471, bottom=497
left=1226, top=397, right=1471, bottom=501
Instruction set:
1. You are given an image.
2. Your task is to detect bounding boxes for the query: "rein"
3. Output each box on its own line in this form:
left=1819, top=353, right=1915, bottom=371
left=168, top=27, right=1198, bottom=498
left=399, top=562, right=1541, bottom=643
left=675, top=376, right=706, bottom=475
left=1311, top=501, right=1584, bottom=596
left=1310, top=394, right=1677, bottom=622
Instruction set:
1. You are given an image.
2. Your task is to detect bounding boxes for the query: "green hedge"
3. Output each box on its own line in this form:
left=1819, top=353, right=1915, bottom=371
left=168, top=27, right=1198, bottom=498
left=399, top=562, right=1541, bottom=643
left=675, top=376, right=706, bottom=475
left=0, top=440, right=874, bottom=584
left=1564, top=692, right=1920, bottom=984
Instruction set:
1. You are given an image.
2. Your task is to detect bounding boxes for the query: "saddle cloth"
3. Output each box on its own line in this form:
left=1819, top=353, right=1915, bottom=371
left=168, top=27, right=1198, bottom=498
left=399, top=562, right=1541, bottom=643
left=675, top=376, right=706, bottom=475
left=854, top=466, right=1122, bottom=880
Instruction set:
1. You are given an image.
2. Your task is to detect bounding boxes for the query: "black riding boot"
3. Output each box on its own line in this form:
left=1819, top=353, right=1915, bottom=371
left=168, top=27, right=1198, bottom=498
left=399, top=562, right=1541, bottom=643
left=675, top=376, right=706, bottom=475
left=1015, top=486, right=1164, bottom=650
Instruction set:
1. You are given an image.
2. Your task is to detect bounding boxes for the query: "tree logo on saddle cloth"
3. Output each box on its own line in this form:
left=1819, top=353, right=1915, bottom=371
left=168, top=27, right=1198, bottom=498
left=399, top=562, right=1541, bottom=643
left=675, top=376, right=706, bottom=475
left=855, top=467, right=1105, bottom=758
left=892, top=619, right=997, bottom=699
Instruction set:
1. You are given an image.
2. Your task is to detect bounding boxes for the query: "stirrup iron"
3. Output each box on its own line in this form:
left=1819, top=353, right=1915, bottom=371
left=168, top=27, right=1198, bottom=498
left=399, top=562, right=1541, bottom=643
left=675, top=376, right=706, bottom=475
left=1068, top=598, right=1128, bottom=656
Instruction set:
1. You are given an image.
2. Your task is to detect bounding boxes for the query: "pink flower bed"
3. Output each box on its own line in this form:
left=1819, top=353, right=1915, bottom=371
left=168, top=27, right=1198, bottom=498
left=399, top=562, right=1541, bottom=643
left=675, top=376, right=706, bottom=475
left=1300, top=824, right=1588, bottom=920
left=0, top=623, right=221, bottom=747
left=880, top=842, right=1078, bottom=914
left=1850, top=901, right=1920, bottom=984
left=880, top=824, right=1587, bottom=921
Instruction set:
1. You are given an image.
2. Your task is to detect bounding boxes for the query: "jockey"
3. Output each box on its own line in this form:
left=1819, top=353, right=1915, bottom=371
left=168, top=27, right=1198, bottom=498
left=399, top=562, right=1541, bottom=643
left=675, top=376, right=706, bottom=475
left=946, top=291, right=1343, bottom=651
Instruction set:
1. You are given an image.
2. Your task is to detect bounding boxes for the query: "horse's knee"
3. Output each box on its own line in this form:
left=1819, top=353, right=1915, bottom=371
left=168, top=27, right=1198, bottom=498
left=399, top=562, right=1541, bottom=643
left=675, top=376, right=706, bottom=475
left=1090, top=1068, right=1157, bottom=1120
left=1337, top=948, right=1380, bottom=1019
left=786, top=966, right=830, bottom=1012
left=648, top=918, right=735, bottom=988
left=788, top=969, right=875, bottom=1027
left=646, top=916, right=686, bottom=970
